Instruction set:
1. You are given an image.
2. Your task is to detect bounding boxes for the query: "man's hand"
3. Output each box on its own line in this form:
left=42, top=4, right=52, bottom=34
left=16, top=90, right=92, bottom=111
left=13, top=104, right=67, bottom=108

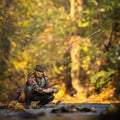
left=42, top=88, right=54, bottom=93
left=52, top=88, right=60, bottom=93
left=42, top=88, right=60, bottom=93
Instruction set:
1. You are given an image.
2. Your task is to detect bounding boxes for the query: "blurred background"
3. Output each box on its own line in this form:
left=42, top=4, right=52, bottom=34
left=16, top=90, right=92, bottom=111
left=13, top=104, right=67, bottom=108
left=0, top=0, right=120, bottom=103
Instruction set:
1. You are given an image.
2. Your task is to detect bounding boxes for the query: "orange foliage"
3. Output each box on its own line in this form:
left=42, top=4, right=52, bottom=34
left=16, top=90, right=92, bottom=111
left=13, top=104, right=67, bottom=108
left=53, top=82, right=120, bottom=104
left=52, top=83, right=66, bottom=103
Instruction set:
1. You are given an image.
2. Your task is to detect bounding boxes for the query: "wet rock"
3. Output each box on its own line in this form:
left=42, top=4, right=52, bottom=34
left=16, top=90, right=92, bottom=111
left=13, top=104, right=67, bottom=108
left=51, top=105, right=80, bottom=113
left=76, top=107, right=92, bottom=112
left=68, top=105, right=78, bottom=112
left=75, top=106, right=97, bottom=112
left=50, top=104, right=97, bottom=113
left=51, top=107, right=73, bottom=113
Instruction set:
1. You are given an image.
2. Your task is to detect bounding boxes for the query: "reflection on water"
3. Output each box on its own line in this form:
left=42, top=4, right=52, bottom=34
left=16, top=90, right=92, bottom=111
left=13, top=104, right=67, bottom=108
left=0, top=103, right=120, bottom=120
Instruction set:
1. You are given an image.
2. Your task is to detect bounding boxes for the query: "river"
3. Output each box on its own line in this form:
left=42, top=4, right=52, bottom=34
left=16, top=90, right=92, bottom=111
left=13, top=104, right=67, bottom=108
left=0, top=103, right=120, bottom=120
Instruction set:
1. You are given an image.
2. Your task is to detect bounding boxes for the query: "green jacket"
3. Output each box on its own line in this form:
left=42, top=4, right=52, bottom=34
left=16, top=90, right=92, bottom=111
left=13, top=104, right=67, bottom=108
left=27, top=72, right=50, bottom=93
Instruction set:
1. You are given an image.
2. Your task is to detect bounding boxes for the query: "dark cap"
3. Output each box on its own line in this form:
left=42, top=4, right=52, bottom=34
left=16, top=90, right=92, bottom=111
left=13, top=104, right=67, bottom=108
left=35, top=64, right=46, bottom=72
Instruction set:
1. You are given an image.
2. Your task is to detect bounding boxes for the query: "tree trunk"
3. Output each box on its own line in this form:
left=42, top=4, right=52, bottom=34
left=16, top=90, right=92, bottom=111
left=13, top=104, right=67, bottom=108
left=70, top=36, right=86, bottom=98
left=69, top=0, right=86, bottom=98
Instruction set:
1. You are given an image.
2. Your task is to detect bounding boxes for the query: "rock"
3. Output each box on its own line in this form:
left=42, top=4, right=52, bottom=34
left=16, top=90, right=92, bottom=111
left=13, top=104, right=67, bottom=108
left=51, top=107, right=72, bottom=113
left=76, top=107, right=92, bottom=112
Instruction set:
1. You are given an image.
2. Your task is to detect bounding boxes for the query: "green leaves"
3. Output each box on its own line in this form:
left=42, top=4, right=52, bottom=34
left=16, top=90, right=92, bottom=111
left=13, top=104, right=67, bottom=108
left=0, top=0, right=120, bottom=101
left=90, top=70, right=115, bottom=89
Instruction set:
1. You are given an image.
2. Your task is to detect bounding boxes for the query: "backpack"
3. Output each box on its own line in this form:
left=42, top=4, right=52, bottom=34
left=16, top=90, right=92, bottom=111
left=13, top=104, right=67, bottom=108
left=16, top=88, right=25, bottom=102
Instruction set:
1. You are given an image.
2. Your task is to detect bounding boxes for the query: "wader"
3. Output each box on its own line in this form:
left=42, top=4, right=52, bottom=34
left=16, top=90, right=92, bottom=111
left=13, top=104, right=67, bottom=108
left=24, top=77, right=54, bottom=107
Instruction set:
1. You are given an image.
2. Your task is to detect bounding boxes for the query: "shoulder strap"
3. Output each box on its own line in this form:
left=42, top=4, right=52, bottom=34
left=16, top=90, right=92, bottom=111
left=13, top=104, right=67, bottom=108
left=27, top=72, right=36, bottom=82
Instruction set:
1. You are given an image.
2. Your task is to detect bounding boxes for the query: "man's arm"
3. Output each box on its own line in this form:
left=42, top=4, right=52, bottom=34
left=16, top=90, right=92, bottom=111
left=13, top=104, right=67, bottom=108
left=28, top=73, right=59, bottom=93
left=27, top=73, right=44, bottom=93
left=31, top=80, right=57, bottom=93
left=42, top=87, right=60, bottom=93
left=31, top=80, right=44, bottom=93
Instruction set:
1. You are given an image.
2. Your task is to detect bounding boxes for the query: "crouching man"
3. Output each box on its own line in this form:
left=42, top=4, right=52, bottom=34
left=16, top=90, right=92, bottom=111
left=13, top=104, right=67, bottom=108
left=17, top=64, right=59, bottom=108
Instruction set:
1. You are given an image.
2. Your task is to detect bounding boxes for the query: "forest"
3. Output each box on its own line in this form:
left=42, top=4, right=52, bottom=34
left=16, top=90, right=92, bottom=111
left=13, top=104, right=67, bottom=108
left=0, top=0, right=120, bottom=104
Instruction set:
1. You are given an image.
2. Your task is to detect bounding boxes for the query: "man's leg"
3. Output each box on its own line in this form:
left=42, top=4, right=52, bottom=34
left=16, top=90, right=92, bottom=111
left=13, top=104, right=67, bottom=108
left=24, top=85, right=33, bottom=107
left=37, top=93, right=54, bottom=106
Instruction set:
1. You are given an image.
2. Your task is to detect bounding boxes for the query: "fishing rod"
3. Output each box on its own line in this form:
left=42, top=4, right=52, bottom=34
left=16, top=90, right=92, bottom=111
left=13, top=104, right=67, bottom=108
left=86, top=29, right=101, bottom=39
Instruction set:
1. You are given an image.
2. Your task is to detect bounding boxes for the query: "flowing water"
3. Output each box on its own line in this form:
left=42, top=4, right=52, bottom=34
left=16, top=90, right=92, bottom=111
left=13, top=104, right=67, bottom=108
left=0, top=103, right=119, bottom=120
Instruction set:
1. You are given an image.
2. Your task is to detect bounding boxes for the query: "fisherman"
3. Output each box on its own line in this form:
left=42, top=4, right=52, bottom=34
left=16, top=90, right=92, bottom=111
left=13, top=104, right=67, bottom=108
left=17, top=64, right=59, bottom=108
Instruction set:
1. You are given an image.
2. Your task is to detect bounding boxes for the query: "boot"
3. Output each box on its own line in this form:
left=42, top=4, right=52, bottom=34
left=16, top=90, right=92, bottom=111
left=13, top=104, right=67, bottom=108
left=24, top=85, right=33, bottom=108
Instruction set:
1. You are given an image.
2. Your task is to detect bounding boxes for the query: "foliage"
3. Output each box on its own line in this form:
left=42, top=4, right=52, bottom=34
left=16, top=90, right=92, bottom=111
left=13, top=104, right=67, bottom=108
left=0, top=0, right=120, bottom=102
left=90, top=70, right=115, bottom=91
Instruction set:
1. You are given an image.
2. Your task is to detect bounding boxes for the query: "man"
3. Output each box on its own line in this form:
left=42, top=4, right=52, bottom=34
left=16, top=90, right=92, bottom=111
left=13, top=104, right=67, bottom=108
left=18, top=64, right=59, bottom=108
